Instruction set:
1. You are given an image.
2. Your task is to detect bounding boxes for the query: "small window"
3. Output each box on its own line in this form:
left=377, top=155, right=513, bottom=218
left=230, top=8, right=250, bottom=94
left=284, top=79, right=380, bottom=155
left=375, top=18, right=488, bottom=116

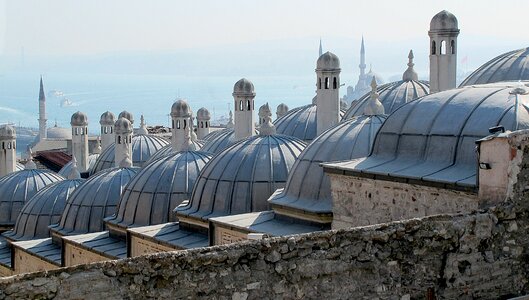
left=1, top=142, right=4, bottom=149
left=325, top=77, right=329, bottom=89
left=172, top=120, right=175, bottom=129
left=440, top=40, right=446, bottom=55
left=333, top=77, right=337, bottom=89
left=205, top=122, right=208, bottom=128
left=451, top=40, right=455, bottom=54
left=431, top=41, right=436, bottom=55
left=13, top=142, right=15, bottom=149
left=110, top=127, right=113, bottom=134
left=129, top=136, right=132, bottom=143
left=176, top=120, right=181, bottom=129
left=239, top=100, right=243, bottom=111
left=118, top=136, right=121, bottom=144
left=183, top=119, right=187, bottom=129
left=104, top=127, right=108, bottom=134
left=247, top=100, right=251, bottom=110
left=318, top=78, right=322, bottom=89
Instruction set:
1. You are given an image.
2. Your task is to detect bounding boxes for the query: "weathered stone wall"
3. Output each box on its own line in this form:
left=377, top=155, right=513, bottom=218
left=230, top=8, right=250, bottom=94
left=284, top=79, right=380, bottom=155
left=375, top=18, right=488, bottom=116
left=329, top=175, right=478, bottom=229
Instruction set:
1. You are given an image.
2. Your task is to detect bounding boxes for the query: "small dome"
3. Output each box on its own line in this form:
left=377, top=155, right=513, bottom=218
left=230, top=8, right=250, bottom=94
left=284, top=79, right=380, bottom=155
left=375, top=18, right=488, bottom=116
left=460, top=47, right=529, bottom=87
left=3, top=178, right=84, bottom=241
left=176, top=134, right=306, bottom=220
left=46, top=125, right=72, bottom=140
left=350, top=82, right=529, bottom=188
left=276, top=103, right=289, bottom=118
left=107, top=151, right=212, bottom=229
left=118, top=111, right=134, bottom=124
left=0, top=125, right=16, bottom=139
left=269, top=115, right=386, bottom=214
left=0, top=169, right=64, bottom=227
left=201, top=128, right=258, bottom=154
left=114, top=117, right=133, bottom=134
left=344, top=80, right=429, bottom=120
left=58, top=154, right=99, bottom=177
left=171, top=99, right=192, bottom=118
left=99, top=111, right=115, bottom=126
left=90, top=134, right=169, bottom=175
left=430, top=10, right=458, bottom=31
left=233, top=78, right=255, bottom=95
left=147, top=139, right=204, bottom=162
left=317, top=51, right=340, bottom=70
left=196, top=107, right=211, bottom=121
left=274, top=104, right=346, bottom=143
left=52, top=166, right=139, bottom=236
left=70, top=111, right=88, bottom=127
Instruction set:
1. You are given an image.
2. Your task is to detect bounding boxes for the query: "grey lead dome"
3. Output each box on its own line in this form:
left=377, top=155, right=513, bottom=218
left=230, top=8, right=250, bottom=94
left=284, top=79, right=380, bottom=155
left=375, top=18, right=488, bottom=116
left=70, top=111, right=88, bottom=126
left=196, top=107, right=211, bottom=120
left=317, top=51, right=340, bottom=70
left=99, top=111, right=115, bottom=126
left=171, top=99, right=192, bottom=118
left=233, top=78, right=255, bottom=95
left=430, top=10, right=458, bottom=31
left=0, top=125, right=16, bottom=139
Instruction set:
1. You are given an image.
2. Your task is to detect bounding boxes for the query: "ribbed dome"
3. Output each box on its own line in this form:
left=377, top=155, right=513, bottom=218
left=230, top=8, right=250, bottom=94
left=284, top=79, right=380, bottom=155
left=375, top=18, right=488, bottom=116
left=344, top=80, right=429, bottom=120
left=16, top=163, right=24, bottom=171
left=233, top=78, right=255, bottom=95
left=203, top=128, right=227, bottom=142
left=70, top=111, right=88, bottom=126
left=269, top=115, right=386, bottom=214
left=0, top=169, right=64, bottom=226
left=147, top=140, right=204, bottom=162
left=201, top=128, right=258, bottom=154
left=317, top=51, right=340, bottom=70
left=52, top=166, right=139, bottom=236
left=107, top=151, right=212, bottom=229
left=430, top=10, right=458, bottom=31
left=118, top=111, right=134, bottom=124
left=46, top=125, right=72, bottom=140
left=3, top=178, right=84, bottom=241
left=196, top=107, right=211, bottom=121
left=99, top=111, right=115, bottom=126
left=58, top=154, right=99, bottom=177
left=171, top=99, right=192, bottom=118
left=90, top=134, right=169, bottom=175
left=0, top=125, right=16, bottom=139
left=274, top=104, right=345, bottom=142
left=344, top=82, right=529, bottom=188
left=114, top=117, right=132, bottom=134
left=176, top=134, right=306, bottom=220
left=460, top=47, right=529, bottom=87
left=276, top=103, right=289, bottom=118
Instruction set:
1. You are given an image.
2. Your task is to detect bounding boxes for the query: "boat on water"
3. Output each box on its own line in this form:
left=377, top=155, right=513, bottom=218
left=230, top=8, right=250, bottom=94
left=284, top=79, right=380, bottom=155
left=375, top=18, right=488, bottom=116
left=60, top=98, right=73, bottom=107
left=48, top=90, right=64, bottom=97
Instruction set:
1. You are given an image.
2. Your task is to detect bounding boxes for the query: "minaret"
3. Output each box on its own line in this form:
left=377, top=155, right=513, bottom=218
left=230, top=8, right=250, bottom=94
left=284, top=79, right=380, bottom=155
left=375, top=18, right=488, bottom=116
left=70, top=111, right=89, bottom=173
left=137, top=114, right=149, bottom=135
left=99, top=111, right=115, bottom=151
left=402, top=50, right=419, bottom=81
left=316, top=52, right=341, bottom=135
left=170, top=99, right=192, bottom=152
left=233, top=78, right=256, bottom=141
left=38, top=76, right=47, bottom=141
left=114, top=117, right=133, bottom=167
left=0, top=125, right=17, bottom=177
left=359, top=36, right=366, bottom=79
left=276, top=103, right=289, bottom=119
left=319, top=38, right=323, bottom=57
left=429, top=10, right=459, bottom=93
left=196, top=107, right=211, bottom=139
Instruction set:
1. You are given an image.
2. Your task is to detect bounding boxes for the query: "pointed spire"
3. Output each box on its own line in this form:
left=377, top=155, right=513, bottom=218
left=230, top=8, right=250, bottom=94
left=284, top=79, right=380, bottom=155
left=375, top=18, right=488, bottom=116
left=259, top=113, right=276, bottom=136
left=359, top=36, right=366, bottom=76
left=319, top=38, right=323, bottom=57
left=402, top=50, right=419, bottom=81
left=67, top=156, right=81, bottom=179
left=363, top=77, right=385, bottom=116
left=25, top=149, right=36, bottom=170
left=39, top=75, right=45, bottom=102
left=118, top=152, right=133, bottom=168
left=137, top=114, right=149, bottom=135
left=227, top=110, right=234, bottom=128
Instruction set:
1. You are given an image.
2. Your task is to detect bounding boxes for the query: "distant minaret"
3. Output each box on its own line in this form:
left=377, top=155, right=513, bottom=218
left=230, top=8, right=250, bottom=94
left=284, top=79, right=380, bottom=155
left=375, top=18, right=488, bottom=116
left=316, top=52, right=341, bottom=135
left=319, top=38, right=323, bottom=57
left=170, top=99, right=192, bottom=152
left=70, top=111, right=89, bottom=172
left=196, top=107, right=211, bottom=140
left=429, top=10, right=459, bottom=93
left=227, top=110, right=234, bottom=128
left=99, top=111, right=115, bottom=151
left=38, top=76, right=47, bottom=141
left=0, top=125, right=17, bottom=177
left=359, top=36, right=366, bottom=79
left=233, top=78, right=256, bottom=141
left=114, top=117, right=133, bottom=167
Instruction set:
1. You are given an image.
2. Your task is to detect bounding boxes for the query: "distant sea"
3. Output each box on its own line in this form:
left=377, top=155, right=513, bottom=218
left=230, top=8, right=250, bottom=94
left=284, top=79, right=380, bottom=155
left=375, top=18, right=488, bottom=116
left=0, top=72, right=318, bottom=155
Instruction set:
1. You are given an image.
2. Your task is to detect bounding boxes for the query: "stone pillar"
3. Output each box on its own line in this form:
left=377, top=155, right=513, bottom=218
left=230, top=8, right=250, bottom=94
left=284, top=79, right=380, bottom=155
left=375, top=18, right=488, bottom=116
left=114, top=117, right=133, bottom=167
left=99, top=111, right=115, bottom=151
left=316, top=52, right=341, bottom=135
left=233, top=78, right=256, bottom=142
left=170, top=99, right=192, bottom=152
left=70, top=112, right=89, bottom=173
left=196, top=108, right=211, bottom=140
left=429, top=10, right=459, bottom=93
left=0, top=125, right=16, bottom=177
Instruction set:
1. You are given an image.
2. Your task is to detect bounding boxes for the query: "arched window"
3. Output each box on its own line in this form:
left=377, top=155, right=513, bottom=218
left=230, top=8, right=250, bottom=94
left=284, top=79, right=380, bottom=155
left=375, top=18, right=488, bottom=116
left=13, top=142, right=15, bottom=149
left=1, top=142, right=4, bottom=149
left=239, top=100, right=243, bottom=111
left=333, top=77, right=337, bottom=89
left=8, top=142, right=11, bottom=149
left=176, top=120, right=181, bottom=129
left=318, top=78, right=322, bottom=89
left=129, top=136, right=132, bottom=143
left=110, top=127, right=113, bottom=134
left=451, top=40, right=455, bottom=54
left=118, top=136, right=121, bottom=144
left=183, top=119, right=187, bottom=129
left=205, top=122, right=208, bottom=128
left=431, top=41, right=436, bottom=55
left=325, top=77, right=329, bottom=89
left=247, top=100, right=251, bottom=110
left=440, top=40, right=446, bottom=55
left=200, top=121, right=203, bottom=128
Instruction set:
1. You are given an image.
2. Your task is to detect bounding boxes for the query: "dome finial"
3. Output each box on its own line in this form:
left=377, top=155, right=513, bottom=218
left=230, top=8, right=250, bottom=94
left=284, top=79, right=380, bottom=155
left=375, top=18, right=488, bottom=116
left=25, top=148, right=37, bottom=170
left=93, top=137, right=102, bottom=154
left=119, top=152, right=133, bottom=168
left=227, top=110, right=234, bottom=128
left=363, top=77, right=385, bottom=116
left=259, top=108, right=276, bottom=136
left=67, top=156, right=81, bottom=179
left=137, top=114, right=148, bottom=135
left=402, top=49, right=419, bottom=81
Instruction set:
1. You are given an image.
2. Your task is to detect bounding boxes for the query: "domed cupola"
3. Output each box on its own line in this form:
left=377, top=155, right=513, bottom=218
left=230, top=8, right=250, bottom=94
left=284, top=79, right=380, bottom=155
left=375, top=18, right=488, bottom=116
left=175, top=116, right=306, bottom=226
left=344, top=50, right=429, bottom=120
left=269, top=80, right=387, bottom=220
left=317, top=51, right=340, bottom=70
left=460, top=47, right=529, bottom=87
left=70, top=111, right=88, bottom=127
left=51, top=157, right=139, bottom=237
left=233, top=78, right=255, bottom=95
left=0, top=159, right=64, bottom=229
left=171, top=99, right=192, bottom=118
left=430, top=10, right=458, bottom=31
left=106, top=148, right=212, bottom=232
left=99, top=111, right=115, bottom=126
left=118, top=111, right=134, bottom=125
left=3, top=160, right=84, bottom=241
left=276, top=103, right=289, bottom=119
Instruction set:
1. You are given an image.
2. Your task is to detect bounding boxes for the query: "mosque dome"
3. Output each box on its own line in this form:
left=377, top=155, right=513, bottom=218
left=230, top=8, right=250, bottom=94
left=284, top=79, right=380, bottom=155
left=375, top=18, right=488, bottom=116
left=100, top=111, right=115, bottom=126
left=317, top=51, right=340, bottom=70
left=70, top=111, right=88, bottom=127
left=430, top=10, right=458, bottom=31
left=90, top=134, right=169, bottom=175
left=0, top=169, right=64, bottom=227
left=460, top=47, right=529, bottom=87
left=107, top=151, right=212, bottom=229
left=171, top=99, right=192, bottom=118
left=233, top=78, right=255, bottom=95
left=345, top=82, right=529, bottom=188
left=0, top=125, right=16, bottom=139
left=58, top=154, right=99, bottom=177
left=52, top=166, right=139, bottom=236
left=46, top=125, right=72, bottom=140
left=200, top=128, right=259, bottom=154
left=269, top=114, right=386, bottom=214
left=15, top=163, right=24, bottom=171
left=3, top=178, right=84, bottom=241
left=176, top=133, right=306, bottom=220
left=365, top=69, right=385, bottom=85
left=118, top=111, right=134, bottom=124
left=274, top=104, right=345, bottom=142
left=148, top=139, right=204, bottom=162
left=196, top=107, right=211, bottom=121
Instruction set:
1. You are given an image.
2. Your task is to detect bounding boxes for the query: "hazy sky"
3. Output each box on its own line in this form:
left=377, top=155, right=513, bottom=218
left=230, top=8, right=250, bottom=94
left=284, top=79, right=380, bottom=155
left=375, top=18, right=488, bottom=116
left=1, top=0, right=528, bottom=56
